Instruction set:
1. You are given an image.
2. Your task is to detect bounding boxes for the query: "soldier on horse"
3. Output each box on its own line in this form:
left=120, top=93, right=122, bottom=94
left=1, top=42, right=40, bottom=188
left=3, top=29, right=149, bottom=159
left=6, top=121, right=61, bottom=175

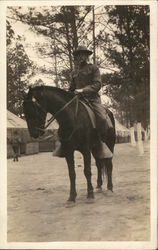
left=23, top=48, right=116, bottom=200
left=54, top=45, right=113, bottom=157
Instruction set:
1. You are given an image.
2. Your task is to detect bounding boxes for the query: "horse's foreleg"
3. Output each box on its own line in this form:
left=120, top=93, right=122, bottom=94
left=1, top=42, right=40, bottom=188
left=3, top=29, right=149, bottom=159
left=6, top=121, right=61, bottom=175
left=83, top=151, right=94, bottom=199
left=105, top=158, right=113, bottom=191
left=65, top=152, right=77, bottom=202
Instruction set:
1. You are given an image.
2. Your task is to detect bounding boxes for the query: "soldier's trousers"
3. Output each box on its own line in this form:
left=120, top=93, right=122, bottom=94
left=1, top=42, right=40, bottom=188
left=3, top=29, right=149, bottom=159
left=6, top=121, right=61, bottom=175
left=89, top=99, right=113, bottom=142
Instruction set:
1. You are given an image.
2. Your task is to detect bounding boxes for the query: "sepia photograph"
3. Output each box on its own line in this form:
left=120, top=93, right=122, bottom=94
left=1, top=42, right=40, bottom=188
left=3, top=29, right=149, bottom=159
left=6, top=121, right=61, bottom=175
left=0, top=0, right=157, bottom=249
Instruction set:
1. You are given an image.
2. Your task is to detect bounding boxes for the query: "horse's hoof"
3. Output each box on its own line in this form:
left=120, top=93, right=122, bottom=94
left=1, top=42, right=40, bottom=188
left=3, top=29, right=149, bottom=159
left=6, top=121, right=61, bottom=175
left=87, top=192, right=94, bottom=199
left=86, top=197, right=95, bottom=204
left=96, top=187, right=102, bottom=193
left=104, top=189, right=113, bottom=197
left=65, top=200, right=76, bottom=208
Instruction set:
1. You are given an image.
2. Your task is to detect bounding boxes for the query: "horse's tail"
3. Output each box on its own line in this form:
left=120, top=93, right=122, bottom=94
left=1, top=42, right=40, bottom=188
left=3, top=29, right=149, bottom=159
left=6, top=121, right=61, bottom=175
left=104, top=108, right=116, bottom=153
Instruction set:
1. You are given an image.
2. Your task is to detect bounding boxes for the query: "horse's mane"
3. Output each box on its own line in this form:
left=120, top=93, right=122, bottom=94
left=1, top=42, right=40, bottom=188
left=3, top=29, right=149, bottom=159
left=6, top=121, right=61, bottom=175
left=32, top=85, right=74, bottom=102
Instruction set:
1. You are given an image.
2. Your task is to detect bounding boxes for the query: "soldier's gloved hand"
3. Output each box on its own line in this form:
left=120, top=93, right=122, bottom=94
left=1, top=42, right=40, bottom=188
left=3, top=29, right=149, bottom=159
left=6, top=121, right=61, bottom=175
left=74, top=89, right=83, bottom=95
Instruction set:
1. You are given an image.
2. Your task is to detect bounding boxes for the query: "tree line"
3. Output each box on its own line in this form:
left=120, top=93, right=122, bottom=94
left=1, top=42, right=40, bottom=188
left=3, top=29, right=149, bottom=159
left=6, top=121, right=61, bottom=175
left=7, top=5, right=150, bottom=129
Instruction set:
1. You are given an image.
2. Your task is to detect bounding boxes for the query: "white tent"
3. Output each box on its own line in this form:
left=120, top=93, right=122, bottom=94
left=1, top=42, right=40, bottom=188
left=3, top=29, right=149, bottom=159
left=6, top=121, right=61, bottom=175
left=7, top=110, right=58, bottom=130
left=115, top=119, right=129, bottom=132
left=7, top=110, right=27, bottom=128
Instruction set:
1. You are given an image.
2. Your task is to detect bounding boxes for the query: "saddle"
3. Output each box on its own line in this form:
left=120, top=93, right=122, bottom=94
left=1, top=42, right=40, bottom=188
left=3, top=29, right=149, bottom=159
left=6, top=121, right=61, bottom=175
left=53, top=96, right=113, bottom=159
left=79, top=100, right=113, bottom=159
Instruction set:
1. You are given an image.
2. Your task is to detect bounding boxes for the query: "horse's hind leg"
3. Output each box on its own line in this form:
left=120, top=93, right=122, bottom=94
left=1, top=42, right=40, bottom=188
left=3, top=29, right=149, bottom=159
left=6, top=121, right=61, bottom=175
left=83, top=151, right=94, bottom=199
left=105, top=158, right=113, bottom=192
left=65, top=152, right=77, bottom=202
left=95, top=158, right=103, bottom=190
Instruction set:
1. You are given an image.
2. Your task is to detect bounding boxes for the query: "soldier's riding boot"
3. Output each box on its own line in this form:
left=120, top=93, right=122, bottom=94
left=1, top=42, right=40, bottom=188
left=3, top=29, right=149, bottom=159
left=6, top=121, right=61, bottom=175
left=53, top=141, right=65, bottom=158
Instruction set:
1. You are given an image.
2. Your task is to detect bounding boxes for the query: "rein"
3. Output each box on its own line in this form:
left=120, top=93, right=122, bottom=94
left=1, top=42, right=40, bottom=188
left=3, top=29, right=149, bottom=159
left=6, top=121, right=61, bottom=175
left=32, top=94, right=78, bottom=131
left=44, top=95, right=78, bottom=129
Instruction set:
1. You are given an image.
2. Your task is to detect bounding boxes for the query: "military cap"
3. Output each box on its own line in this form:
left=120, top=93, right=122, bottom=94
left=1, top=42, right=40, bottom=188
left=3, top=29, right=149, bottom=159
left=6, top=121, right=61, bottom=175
left=73, top=45, right=93, bottom=56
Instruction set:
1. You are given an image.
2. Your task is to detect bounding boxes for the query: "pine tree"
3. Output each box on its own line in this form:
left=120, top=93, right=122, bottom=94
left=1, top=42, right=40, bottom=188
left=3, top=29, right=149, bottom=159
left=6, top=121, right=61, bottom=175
left=101, top=5, right=149, bottom=128
left=7, top=20, right=33, bottom=116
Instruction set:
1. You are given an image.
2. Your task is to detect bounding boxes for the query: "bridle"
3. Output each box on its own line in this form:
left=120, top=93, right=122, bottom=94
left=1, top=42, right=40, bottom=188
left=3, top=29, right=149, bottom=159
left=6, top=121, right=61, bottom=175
left=28, top=93, right=79, bottom=132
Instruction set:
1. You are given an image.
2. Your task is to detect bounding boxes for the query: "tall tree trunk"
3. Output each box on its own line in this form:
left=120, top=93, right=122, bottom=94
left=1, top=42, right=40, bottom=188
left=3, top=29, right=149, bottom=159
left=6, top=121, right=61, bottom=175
left=70, top=7, right=78, bottom=50
left=63, top=7, right=73, bottom=71
left=126, top=7, right=134, bottom=79
left=92, top=6, right=96, bottom=64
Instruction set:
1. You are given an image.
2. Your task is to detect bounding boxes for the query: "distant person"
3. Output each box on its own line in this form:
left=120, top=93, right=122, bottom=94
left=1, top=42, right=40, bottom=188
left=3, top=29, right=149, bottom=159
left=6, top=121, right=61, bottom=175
left=11, top=130, right=21, bottom=162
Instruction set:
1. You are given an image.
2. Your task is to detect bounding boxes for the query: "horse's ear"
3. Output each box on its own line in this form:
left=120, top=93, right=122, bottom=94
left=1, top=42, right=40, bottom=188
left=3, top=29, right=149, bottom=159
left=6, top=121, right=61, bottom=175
left=26, top=86, right=33, bottom=99
left=23, top=91, right=27, bottom=100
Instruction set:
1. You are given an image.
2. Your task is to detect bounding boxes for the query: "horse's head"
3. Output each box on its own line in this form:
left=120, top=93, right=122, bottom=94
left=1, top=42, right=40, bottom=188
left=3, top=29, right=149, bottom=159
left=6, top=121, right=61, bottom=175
left=23, top=86, right=47, bottom=138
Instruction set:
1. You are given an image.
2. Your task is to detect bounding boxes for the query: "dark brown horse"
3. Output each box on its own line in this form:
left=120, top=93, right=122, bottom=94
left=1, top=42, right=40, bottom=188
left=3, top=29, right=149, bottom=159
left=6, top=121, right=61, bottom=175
left=23, top=85, right=115, bottom=203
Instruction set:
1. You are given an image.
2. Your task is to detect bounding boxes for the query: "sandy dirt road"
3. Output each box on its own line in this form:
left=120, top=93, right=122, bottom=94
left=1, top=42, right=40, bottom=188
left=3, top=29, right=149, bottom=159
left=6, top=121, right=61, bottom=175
left=7, top=142, right=150, bottom=242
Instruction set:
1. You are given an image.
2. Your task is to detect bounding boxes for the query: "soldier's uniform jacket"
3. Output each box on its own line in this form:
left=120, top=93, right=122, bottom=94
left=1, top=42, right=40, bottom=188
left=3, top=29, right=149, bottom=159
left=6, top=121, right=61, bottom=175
left=70, top=62, right=101, bottom=101
left=70, top=61, right=113, bottom=137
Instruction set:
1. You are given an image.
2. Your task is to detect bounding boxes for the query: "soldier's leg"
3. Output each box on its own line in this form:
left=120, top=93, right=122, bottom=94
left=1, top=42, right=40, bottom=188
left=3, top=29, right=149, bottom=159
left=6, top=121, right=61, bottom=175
left=90, top=101, right=113, bottom=142
left=14, top=145, right=19, bottom=161
left=91, top=102, right=113, bottom=128
left=12, top=146, right=16, bottom=161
